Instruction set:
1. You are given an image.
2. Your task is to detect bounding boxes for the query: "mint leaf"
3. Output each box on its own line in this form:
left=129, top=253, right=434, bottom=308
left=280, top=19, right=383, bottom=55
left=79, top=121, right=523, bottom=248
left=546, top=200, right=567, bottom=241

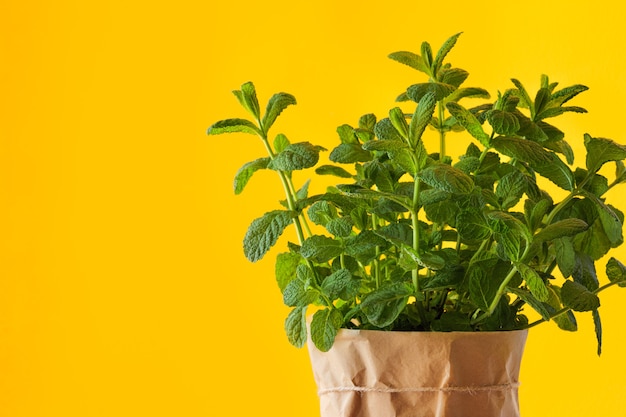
left=446, top=102, right=490, bottom=147
left=561, top=280, right=600, bottom=312
left=388, top=107, right=409, bottom=140
left=362, top=139, right=408, bottom=152
left=275, top=251, right=301, bottom=291
left=262, top=93, right=297, bottom=132
left=321, top=269, right=359, bottom=301
left=243, top=210, right=295, bottom=262
left=388, top=51, right=430, bottom=75
left=235, top=82, right=261, bottom=119
left=534, top=219, right=589, bottom=243
left=468, top=266, right=501, bottom=312
left=300, top=235, right=343, bottom=263
left=584, top=134, right=626, bottom=174
left=310, top=308, right=343, bottom=352
left=329, top=143, right=372, bottom=163
left=432, top=32, right=462, bottom=75
left=445, top=87, right=490, bottom=103
left=517, top=263, right=549, bottom=302
left=546, top=285, right=577, bottom=331
left=273, top=133, right=290, bottom=153
left=284, top=307, right=307, bottom=348
left=605, top=257, right=626, bottom=287
left=407, top=82, right=456, bottom=102
left=409, top=92, right=437, bottom=145
left=418, top=164, right=474, bottom=195
left=268, top=142, right=325, bottom=171
left=282, top=265, right=320, bottom=307
left=508, top=287, right=551, bottom=321
left=207, top=118, right=261, bottom=136
left=315, top=164, right=353, bottom=178
left=593, top=309, right=602, bottom=356
left=495, top=170, right=526, bottom=210
left=233, top=157, right=270, bottom=195
left=555, top=237, right=576, bottom=278
left=360, top=282, right=412, bottom=327
left=486, top=109, right=520, bottom=135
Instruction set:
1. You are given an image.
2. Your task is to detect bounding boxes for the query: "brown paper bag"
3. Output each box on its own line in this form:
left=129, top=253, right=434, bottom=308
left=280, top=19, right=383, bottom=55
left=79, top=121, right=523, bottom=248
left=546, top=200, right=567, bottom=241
left=308, top=329, right=528, bottom=417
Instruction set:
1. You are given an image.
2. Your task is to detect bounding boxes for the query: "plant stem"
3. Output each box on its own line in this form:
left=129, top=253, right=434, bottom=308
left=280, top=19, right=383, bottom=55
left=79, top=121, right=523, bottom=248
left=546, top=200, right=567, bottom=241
left=412, top=178, right=421, bottom=292
left=438, top=101, right=446, bottom=161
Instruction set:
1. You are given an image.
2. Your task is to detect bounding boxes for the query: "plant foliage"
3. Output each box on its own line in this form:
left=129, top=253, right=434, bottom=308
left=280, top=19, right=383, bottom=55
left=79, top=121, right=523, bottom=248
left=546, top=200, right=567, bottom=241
left=208, top=33, right=626, bottom=354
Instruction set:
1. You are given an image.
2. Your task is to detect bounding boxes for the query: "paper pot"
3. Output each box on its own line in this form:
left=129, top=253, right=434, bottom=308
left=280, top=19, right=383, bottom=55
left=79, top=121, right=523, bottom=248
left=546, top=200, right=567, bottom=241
left=307, top=328, right=528, bottom=417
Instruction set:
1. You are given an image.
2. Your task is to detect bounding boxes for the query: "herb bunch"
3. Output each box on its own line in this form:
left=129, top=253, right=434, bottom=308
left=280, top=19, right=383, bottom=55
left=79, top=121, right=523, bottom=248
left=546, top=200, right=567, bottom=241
left=208, top=33, right=626, bottom=354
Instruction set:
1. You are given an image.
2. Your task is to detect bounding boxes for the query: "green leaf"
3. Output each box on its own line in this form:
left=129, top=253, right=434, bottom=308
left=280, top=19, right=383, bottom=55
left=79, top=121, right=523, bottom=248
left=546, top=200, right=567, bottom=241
left=237, top=82, right=261, bottom=119
left=446, top=102, right=490, bottom=147
left=468, top=266, right=501, bottom=312
left=282, top=265, right=320, bottom=307
left=321, top=269, right=359, bottom=300
left=421, top=41, right=433, bottom=71
left=495, top=170, right=526, bottom=210
left=284, top=307, right=307, bottom=348
left=389, top=107, right=409, bottom=140
left=517, top=263, right=549, bottom=302
left=433, top=32, right=462, bottom=75
left=268, top=142, right=325, bottom=171
left=508, top=287, right=551, bottom=321
left=388, top=51, right=430, bottom=75
left=440, top=67, right=469, bottom=88
left=511, top=78, right=533, bottom=112
left=487, top=109, right=520, bottom=135
left=605, top=257, right=626, bottom=288
left=456, top=209, right=491, bottom=241
left=561, top=280, right=600, bottom=312
left=326, top=217, right=353, bottom=237
left=388, top=148, right=419, bottom=176
left=310, top=308, right=343, bottom=352
left=554, top=237, right=576, bottom=278
left=207, top=118, right=261, bottom=136
left=275, top=251, right=301, bottom=292
left=551, top=84, right=588, bottom=106
left=362, top=139, right=408, bottom=152
left=300, top=235, right=344, bottom=263
left=374, top=118, right=406, bottom=142
left=536, top=106, right=587, bottom=121
left=329, top=143, right=372, bottom=163
left=233, top=157, right=270, bottom=195
left=534, top=218, right=589, bottom=243
left=359, top=113, right=377, bottom=131
left=593, top=309, right=602, bottom=356
left=546, top=285, right=577, bottom=331
left=418, top=164, right=474, bottom=195
left=589, top=195, right=623, bottom=246
left=243, top=210, right=295, bottom=262
left=273, top=133, right=290, bottom=153
left=262, top=93, right=297, bottom=132
left=409, top=92, right=437, bottom=145
left=308, top=200, right=337, bottom=226
left=336, top=124, right=358, bottom=144
left=315, top=165, right=353, bottom=178
left=408, top=82, right=456, bottom=102
left=360, top=282, right=412, bottom=327
left=584, top=134, right=626, bottom=174
left=445, top=87, right=490, bottom=103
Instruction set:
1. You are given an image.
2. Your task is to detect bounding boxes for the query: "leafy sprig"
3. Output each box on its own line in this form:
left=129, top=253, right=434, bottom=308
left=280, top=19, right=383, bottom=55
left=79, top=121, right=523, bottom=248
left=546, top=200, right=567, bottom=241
left=208, top=34, right=626, bottom=355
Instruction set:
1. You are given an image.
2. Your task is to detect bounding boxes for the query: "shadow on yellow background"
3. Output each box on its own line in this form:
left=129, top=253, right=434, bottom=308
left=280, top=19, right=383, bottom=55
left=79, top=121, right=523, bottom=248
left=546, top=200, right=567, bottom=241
left=1, top=1, right=625, bottom=416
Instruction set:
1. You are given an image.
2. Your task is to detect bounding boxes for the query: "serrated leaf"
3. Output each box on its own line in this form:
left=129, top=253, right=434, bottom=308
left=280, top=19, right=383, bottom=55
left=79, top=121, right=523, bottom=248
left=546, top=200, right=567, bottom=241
left=273, top=133, right=290, bottom=153
left=329, top=143, right=372, bottom=164
left=468, top=266, right=501, bottom=312
left=509, top=287, right=551, bottom=320
left=207, top=118, right=261, bottom=136
left=561, top=280, right=600, bottom=312
left=268, top=142, right=325, bottom=171
left=534, top=218, right=589, bottom=243
left=554, top=237, right=576, bottom=278
left=300, top=235, right=344, bottom=263
left=262, top=92, right=297, bottom=132
left=374, top=118, right=406, bottom=142
left=375, top=223, right=414, bottom=246
left=418, top=164, right=474, bottom=195
left=282, top=273, right=320, bottom=307
left=388, top=51, right=430, bottom=75
left=546, top=285, right=577, bottom=331
left=433, top=32, right=462, bottom=75
left=315, top=165, right=353, bottom=178
left=243, top=210, right=295, bottom=262
left=496, top=170, right=526, bottom=210
left=362, top=139, right=409, bottom=152
left=445, top=87, right=490, bottom=103
left=487, top=109, right=520, bottom=135
left=446, top=102, right=490, bottom=147
left=584, top=134, right=626, bottom=174
left=456, top=209, right=491, bottom=241
left=551, top=84, right=589, bottom=106
left=326, top=217, right=353, bottom=237
left=407, top=82, right=456, bottom=102
left=233, top=157, right=270, bottom=195
left=536, top=106, right=587, bottom=121
left=517, top=263, right=549, bottom=302
left=307, top=201, right=337, bottom=226
left=360, top=282, right=412, bottom=327
left=511, top=78, right=533, bottom=112
left=284, top=307, right=307, bottom=348
left=606, top=257, right=626, bottom=287
left=336, top=124, right=358, bottom=144
left=440, top=67, right=469, bottom=88
left=238, top=82, right=261, bottom=119
left=321, top=269, right=359, bottom=300
left=359, top=113, right=377, bottom=130
left=585, top=193, right=623, bottom=245
left=310, top=308, right=343, bottom=352
left=409, top=92, right=437, bottom=145
left=389, top=107, right=409, bottom=140
left=275, top=251, right=301, bottom=292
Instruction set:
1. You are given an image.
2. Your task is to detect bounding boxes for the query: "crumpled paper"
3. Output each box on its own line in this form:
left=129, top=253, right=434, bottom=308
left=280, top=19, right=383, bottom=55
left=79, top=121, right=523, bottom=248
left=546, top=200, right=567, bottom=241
left=308, top=329, right=528, bottom=417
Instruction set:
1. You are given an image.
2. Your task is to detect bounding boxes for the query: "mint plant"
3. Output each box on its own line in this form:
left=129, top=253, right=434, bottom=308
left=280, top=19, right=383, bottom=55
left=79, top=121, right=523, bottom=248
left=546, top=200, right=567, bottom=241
left=208, top=33, right=626, bottom=354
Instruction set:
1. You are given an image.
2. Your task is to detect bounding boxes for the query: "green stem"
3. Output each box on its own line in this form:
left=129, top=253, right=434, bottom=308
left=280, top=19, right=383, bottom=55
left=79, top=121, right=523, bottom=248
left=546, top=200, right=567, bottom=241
left=438, top=101, right=446, bottom=161
left=412, top=178, right=421, bottom=292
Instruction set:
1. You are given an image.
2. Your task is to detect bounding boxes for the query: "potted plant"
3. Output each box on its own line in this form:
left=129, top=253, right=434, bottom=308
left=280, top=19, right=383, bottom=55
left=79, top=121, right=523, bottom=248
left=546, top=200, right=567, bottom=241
left=207, top=33, right=626, bottom=417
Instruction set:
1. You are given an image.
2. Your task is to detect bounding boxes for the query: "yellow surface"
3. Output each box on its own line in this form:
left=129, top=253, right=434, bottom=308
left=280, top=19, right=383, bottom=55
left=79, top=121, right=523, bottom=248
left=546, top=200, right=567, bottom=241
left=1, top=0, right=625, bottom=416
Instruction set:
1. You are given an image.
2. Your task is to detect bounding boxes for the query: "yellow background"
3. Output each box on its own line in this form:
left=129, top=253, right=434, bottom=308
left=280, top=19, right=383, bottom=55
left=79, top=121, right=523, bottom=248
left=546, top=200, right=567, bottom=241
left=1, top=0, right=625, bottom=416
